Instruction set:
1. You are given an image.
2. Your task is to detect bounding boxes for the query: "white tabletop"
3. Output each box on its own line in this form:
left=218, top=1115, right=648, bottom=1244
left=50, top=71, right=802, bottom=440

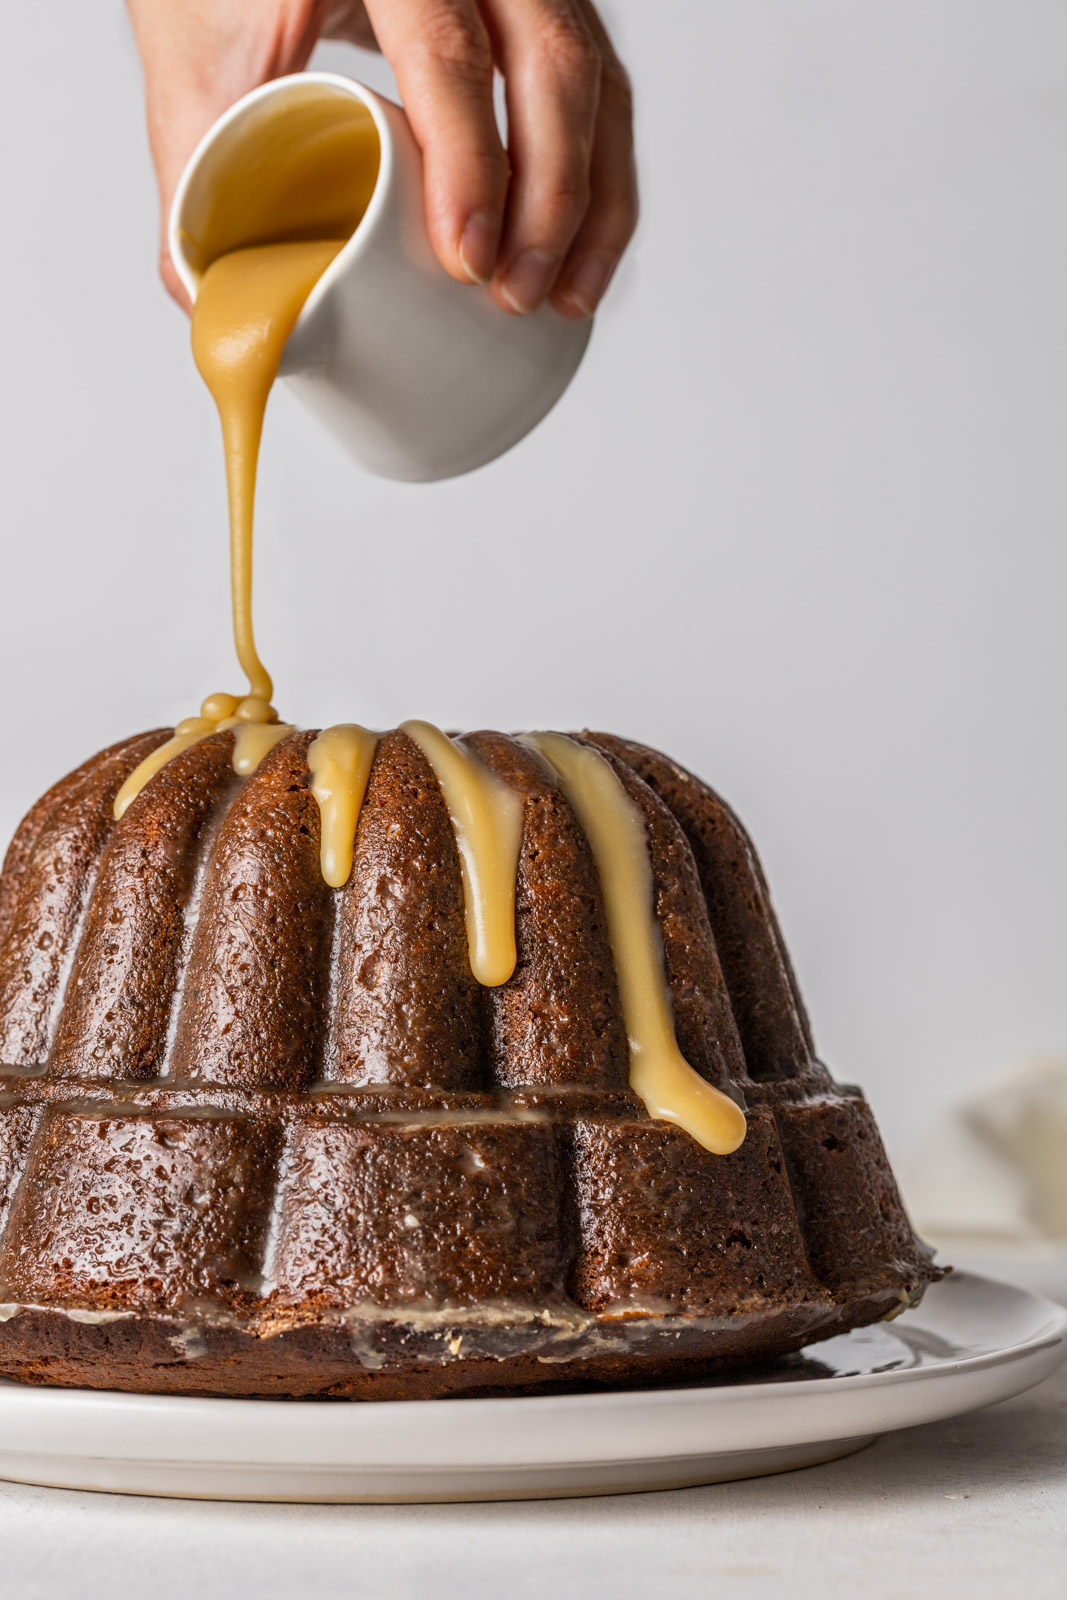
left=2, top=1358, right=1063, bottom=1600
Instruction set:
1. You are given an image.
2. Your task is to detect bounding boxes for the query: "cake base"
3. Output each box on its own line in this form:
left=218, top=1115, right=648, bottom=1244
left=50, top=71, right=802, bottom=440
left=0, top=1287, right=911, bottom=1401
left=0, top=1274, right=1061, bottom=1502
left=0, top=1074, right=938, bottom=1399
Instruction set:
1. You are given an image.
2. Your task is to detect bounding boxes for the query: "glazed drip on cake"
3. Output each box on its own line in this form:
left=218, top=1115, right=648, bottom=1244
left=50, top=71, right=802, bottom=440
left=307, top=721, right=527, bottom=964
left=398, top=722, right=525, bottom=988
left=231, top=718, right=296, bottom=775
left=306, top=724, right=380, bottom=888
left=115, top=693, right=293, bottom=819
left=525, top=733, right=748, bottom=1156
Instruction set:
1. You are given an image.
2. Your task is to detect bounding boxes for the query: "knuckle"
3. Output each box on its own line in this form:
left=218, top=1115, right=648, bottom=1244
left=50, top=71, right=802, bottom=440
left=604, top=196, right=638, bottom=250
left=605, top=184, right=640, bottom=244
left=535, top=15, right=601, bottom=85
left=486, top=145, right=513, bottom=182
left=540, top=176, right=593, bottom=240
left=468, top=146, right=511, bottom=194
left=577, top=186, right=638, bottom=255
left=417, top=5, right=494, bottom=80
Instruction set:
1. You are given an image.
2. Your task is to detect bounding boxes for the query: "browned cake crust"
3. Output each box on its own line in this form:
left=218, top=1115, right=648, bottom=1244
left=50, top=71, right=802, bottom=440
left=0, top=728, right=939, bottom=1398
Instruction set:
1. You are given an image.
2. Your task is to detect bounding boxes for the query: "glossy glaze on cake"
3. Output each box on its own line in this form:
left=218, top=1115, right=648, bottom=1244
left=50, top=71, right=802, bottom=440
left=0, top=726, right=938, bottom=1397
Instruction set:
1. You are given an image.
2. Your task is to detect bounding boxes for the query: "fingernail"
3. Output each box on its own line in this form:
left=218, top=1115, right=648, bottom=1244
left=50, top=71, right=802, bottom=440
left=556, top=252, right=617, bottom=318
left=458, top=211, right=499, bottom=286
left=500, top=249, right=559, bottom=315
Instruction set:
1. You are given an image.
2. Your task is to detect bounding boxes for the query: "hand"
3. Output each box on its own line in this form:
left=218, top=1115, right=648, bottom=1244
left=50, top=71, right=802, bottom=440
left=127, top=0, right=637, bottom=319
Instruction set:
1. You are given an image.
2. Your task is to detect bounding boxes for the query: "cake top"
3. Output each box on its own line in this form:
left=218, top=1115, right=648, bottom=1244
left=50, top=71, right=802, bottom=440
left=109, top=714, right=747, bottom=1157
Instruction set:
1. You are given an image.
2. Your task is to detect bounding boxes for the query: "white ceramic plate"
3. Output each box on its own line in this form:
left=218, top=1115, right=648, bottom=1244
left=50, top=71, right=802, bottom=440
left=0, top=1272, right=1063, bottom=1503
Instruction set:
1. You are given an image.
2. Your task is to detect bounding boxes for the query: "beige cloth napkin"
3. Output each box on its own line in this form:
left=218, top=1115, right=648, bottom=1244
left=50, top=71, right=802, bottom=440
left=904, top=1057, right=1067, bottom=1244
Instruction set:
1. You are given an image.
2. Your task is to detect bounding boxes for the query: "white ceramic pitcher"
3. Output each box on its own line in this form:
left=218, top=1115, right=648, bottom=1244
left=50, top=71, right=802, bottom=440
left=169, top=72, right=592, bottom=482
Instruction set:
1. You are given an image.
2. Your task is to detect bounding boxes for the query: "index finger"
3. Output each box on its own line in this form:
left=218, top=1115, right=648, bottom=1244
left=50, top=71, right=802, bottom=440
left=364, top=0, right=511, bottom=286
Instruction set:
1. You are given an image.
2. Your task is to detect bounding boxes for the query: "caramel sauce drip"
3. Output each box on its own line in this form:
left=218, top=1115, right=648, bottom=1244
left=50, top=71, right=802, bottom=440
left=231, top=720, right=296, bottom=775
left=307, top=724, right=381, bottom=888
left=112, top=730, right=212, bottom=821
left=191, top=238, right=347, bottom=706
left=401, top=721, right=524, bottom=988
left=115, top=96, right=382, bottom=820
left=114, top=694, right=289, bottom=819
left=183, top=91, right=380, bottom=710
left=525, top=733, right=747, bottom=1155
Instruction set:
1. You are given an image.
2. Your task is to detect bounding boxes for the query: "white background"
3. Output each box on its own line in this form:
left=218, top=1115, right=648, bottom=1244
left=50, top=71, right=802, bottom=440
left=0, top=1, right=1063, bottom=1159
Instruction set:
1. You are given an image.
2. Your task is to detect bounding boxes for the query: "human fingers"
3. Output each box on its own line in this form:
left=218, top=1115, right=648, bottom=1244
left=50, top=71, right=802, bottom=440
left=481, top=0, right=601, bottom=315
left=320, top=0, right=378, bottom=50
left=364, top=0, right=509, bottom=286
left=549, top=0, right=637, bottom=317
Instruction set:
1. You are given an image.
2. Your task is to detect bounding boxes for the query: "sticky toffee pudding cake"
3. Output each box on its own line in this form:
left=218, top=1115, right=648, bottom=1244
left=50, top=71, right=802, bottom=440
left=0, top=723, right=939, bottom=1397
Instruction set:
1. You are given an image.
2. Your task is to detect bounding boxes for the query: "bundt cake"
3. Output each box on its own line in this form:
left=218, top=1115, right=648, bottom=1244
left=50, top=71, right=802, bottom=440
left=0, top=722, right=938, bottom=1398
